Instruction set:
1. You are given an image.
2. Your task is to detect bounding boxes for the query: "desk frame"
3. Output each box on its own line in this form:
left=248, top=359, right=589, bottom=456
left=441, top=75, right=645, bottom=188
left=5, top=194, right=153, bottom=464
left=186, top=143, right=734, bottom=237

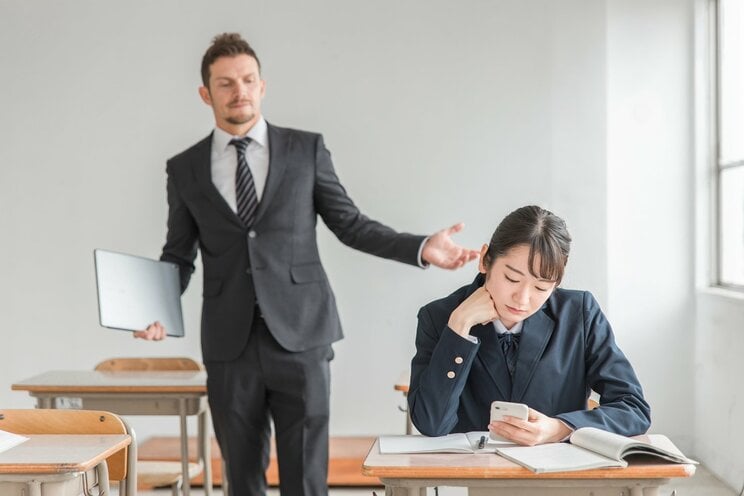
left=13, top=372, right=212, bottom=496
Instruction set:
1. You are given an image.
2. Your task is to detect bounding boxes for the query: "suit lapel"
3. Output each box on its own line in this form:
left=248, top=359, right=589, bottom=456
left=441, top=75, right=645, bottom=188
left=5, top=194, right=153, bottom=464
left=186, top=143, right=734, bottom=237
left=472, top=323, right=513, bottom=399
left=253, top=123, right=288, bottom=225
left=511, top=308, right=555, bottom=402
left=192, top=133, right=244, bottom=227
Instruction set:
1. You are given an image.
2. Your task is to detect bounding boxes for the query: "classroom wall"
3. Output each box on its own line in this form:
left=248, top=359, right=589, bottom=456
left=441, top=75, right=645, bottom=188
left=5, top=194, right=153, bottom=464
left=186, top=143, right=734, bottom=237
left=0, top=0, right=703, bottom=464
left=606, top=0, right=696, bottom=452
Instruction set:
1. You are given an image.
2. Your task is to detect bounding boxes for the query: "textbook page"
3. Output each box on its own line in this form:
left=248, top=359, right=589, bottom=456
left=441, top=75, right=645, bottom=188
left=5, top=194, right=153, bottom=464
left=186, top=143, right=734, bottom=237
left=570, top=428, right=698, bottom=464
left=0, top=429, right=29, bottom=454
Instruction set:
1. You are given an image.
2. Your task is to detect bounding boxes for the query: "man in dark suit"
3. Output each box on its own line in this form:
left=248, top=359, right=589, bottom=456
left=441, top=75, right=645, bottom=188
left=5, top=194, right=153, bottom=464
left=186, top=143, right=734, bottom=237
left=135, top=33, right=478, bottom=495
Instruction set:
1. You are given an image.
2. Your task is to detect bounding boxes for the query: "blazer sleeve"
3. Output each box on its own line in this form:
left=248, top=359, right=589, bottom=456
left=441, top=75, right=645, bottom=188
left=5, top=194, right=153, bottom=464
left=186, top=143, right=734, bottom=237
left=159, top=159, right=199, bottom=293
left=312, top=135, right=426, bottom=266
left=555, top=292, right=651, bottom=436
left=407, top=305, right=479, bottom=436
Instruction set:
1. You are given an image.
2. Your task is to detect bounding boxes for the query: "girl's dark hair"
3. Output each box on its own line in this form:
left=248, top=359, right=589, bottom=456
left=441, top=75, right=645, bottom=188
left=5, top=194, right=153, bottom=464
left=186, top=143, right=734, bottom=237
left=483, top=205, right=571, bottom=283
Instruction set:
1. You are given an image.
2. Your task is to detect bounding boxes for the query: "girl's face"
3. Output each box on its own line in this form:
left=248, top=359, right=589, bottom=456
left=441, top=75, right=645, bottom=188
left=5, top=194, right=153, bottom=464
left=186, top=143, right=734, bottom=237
left=479, top=243, right=557, bottom=329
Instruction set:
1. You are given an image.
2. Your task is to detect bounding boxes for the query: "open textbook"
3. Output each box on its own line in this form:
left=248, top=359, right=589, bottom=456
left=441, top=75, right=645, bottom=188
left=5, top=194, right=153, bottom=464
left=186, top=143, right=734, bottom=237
left=495, top=427, right=698, bottom=473
left=379, top=431, right=515, bottom=454
left=0, top=429, right=29, bottom=454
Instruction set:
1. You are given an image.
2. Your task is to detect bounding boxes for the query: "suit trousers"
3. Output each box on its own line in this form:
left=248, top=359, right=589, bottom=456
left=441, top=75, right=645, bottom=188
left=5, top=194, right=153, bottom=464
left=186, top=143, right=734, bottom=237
left=205, top=310, right=333, bottom=496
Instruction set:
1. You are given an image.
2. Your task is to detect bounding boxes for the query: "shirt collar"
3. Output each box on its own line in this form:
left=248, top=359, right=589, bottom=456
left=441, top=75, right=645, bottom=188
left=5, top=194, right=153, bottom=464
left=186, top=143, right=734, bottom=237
left=212, top=116, right=269, bottom=155
left=493, top=319, right=523, bottom=335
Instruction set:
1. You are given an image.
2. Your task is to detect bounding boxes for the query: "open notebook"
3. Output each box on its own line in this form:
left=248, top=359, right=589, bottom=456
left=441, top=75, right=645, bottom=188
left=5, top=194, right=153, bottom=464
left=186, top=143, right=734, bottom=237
left=495, top=427, right=697, bottom=473
left=379, top=431, right=515, bottom=454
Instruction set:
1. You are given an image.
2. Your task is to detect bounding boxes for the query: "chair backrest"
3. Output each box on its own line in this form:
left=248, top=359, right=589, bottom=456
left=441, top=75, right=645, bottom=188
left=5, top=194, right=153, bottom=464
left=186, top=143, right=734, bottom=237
left=0, top=409, right=128, bottom=480
left=94, top=356, right=203, bottom=372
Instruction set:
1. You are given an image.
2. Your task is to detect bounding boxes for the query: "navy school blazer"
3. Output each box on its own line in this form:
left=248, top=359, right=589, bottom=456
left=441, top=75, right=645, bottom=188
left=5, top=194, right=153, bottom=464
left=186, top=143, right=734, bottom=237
left=408, top=274, right=651, bottom=437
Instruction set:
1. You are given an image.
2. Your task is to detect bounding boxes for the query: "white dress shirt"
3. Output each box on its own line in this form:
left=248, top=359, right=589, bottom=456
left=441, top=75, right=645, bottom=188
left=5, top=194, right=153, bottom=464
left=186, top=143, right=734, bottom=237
left=459, top=319, right=523, bottom=344
left=210, top=117, right=270, bottom=211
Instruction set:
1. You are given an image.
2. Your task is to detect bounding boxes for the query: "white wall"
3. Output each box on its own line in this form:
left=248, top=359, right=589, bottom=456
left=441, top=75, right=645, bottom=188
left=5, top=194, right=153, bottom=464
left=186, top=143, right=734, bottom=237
left=0, top=0, right=608, bottom=441
left=692, top=0, right=744, bottom=489
left=0, top=0, right=707, bottom=470
left=606, top=0, right=696, bottom=452
left=695, top=291, right=744, bottom=490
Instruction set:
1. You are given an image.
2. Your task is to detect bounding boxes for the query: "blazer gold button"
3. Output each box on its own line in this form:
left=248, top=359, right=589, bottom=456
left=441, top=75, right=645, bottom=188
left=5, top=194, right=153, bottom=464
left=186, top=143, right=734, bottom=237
left=454, top=357, right=463, bottom=364
left=447, top=371, right=455, bottom=379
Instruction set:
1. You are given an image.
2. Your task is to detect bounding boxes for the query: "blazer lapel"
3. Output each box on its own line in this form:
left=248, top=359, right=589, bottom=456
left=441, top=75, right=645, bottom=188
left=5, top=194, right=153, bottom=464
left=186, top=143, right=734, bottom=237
left=192, top=133, right=244, bottom=227
left=253, top=123, right=288, bottom=225
left=511, top=308, right=555, bottom=402
left=472, top=323, right=512, bottom=400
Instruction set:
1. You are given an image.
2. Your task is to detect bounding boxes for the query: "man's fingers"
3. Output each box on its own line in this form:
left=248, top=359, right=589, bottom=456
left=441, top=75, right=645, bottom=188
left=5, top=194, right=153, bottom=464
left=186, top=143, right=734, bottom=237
left=446, top=222, right=465, bottom=235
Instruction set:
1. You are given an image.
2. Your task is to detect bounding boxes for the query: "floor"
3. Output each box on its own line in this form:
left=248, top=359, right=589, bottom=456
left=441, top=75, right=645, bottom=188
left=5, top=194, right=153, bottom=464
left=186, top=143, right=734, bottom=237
left=133, top=464, right=739, bottom=495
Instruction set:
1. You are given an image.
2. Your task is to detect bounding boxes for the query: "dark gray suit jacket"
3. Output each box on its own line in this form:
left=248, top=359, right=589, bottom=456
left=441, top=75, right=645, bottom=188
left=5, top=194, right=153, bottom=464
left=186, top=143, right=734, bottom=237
left=161, top=123, right=425, bottom=361
left=408, top=274, right=651, bottom=437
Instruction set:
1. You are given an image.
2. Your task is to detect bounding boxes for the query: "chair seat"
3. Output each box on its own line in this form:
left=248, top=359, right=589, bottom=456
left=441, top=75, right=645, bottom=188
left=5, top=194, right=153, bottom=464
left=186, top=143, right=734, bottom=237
left=138, top=461, right=202, bottom=487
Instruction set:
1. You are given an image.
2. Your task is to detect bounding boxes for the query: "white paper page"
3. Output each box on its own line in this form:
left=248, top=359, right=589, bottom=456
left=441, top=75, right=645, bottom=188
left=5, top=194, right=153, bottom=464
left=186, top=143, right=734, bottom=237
left=465, top=431, right=517, bottom=452
left=570, top=427, right=633, bottom=460
left=497, top=443, right=627, bottom=473
left=0, top=429, right=29, bottom=454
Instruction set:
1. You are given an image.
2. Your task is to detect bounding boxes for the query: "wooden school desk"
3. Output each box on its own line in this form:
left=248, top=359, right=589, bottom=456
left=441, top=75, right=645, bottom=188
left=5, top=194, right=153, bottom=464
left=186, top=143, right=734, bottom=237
left=12, top=370, right=212, bottom=496
left=362, top=438, right=696, bottom=496
left=0, top=433, right=131, bottom=496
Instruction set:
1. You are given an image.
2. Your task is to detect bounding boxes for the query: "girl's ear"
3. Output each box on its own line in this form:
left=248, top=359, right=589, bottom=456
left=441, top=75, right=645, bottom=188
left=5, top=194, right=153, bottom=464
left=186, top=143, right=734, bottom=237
left=478, top=244, right=489, bottom=274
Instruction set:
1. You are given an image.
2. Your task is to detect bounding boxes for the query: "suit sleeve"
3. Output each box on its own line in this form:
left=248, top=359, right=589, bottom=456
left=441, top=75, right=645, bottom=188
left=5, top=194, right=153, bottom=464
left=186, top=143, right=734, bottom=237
left=313, top=135, right=426, bottom=266
left=407, top=306, right=479, bottom=436
left=555, top=292, right=651, bottom=436
left=159, top=159, right=199, bottom=293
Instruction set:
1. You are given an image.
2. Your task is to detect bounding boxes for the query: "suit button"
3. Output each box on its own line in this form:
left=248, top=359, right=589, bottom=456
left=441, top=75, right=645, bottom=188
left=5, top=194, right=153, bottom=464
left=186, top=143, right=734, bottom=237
left=446, top=371, right=455, bottom=379
left=248, top=230, right=257, bottom=238
left=245, top=268, right=252, bottom=275
left=454, top=356, right=463, bottom=364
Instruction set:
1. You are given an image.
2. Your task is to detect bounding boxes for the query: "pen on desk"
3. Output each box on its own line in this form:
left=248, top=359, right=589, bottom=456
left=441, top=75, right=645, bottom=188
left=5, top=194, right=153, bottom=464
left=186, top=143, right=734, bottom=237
left=478, top=435, right=487, bottom=450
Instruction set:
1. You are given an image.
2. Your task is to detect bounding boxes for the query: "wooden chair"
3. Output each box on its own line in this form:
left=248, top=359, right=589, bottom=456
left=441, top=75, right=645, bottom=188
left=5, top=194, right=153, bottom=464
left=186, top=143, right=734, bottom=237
left=94, top=357, right=204, bottom=495
left=0, top=409, right=131, bottom=495
left=95, top=356, right=204, bottom=372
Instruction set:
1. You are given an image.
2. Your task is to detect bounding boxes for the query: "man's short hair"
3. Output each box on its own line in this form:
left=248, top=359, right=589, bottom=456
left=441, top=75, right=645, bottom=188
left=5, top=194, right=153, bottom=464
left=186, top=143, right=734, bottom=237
left=201, top=33, right=261, bottom=87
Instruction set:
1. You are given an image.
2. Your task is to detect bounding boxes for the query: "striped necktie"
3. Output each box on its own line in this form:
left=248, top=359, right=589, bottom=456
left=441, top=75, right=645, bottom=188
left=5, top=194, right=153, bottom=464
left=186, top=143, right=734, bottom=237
left=229, top=137, right=258, bottom=227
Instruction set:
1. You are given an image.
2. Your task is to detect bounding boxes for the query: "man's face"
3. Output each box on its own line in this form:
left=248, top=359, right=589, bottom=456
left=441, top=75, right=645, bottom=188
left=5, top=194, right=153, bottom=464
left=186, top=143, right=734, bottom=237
left=479, top=243, right=557, bottom=329
left=199, top=54, right=265, bottom=134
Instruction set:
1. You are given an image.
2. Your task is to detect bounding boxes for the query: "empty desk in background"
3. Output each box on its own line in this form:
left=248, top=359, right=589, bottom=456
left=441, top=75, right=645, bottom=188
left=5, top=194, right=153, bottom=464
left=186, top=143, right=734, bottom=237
left=0, top=433, right=130, bottom=496
left=362, top=438, right=695, bottom=496
left=12, top=370, right=212, bottom=496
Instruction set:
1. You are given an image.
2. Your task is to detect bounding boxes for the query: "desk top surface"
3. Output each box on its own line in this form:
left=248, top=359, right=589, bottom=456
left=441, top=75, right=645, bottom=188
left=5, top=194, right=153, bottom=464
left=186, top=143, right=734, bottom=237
left=0, top=434, right=131, bottom=474
left=11, top=370, right=207, bottom=394
left=362, top=439, right=696, bottom=480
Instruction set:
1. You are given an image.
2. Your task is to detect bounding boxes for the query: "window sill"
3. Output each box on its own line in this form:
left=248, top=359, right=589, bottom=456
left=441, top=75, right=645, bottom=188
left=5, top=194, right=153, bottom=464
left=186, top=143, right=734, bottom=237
left=697, top=286, right=744, bottom=302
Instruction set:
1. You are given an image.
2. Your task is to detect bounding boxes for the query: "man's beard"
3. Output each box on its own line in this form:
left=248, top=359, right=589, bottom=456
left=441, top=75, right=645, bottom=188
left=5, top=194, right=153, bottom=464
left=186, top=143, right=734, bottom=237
left=226, top=111, right=255, bottom=126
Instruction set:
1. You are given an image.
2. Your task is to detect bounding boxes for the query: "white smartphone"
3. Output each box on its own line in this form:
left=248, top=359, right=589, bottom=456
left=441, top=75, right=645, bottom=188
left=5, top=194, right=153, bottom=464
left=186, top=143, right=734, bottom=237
left=489, top=401, right=529, bottom=442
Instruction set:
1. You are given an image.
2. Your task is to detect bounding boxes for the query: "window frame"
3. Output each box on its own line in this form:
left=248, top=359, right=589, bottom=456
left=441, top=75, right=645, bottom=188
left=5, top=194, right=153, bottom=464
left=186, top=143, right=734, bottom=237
left=714, top=0, right=744, bottom=291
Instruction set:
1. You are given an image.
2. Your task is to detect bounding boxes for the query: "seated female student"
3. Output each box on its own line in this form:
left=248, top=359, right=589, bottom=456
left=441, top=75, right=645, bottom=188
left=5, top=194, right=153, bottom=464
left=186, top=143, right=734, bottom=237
left=408, top=205, right=650, bottom=445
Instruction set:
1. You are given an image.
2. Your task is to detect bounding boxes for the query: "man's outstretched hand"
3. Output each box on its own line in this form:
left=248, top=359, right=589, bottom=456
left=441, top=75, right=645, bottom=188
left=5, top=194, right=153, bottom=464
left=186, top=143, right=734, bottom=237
left=422, top=223, right=479, bottom=270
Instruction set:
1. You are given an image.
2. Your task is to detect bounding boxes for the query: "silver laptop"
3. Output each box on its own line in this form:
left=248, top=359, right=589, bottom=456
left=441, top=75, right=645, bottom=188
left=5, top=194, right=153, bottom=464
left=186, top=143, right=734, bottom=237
left=94, top=249, right=185, bottom=337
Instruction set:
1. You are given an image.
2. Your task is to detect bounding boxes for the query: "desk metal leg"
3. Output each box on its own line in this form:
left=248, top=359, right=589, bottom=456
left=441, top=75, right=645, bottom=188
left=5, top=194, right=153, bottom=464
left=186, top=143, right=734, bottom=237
left=199, top=408, right=212, bottom=496
left=179, top=398, right=190, bottom=496
left=26, top=480, right=41, bottom=496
